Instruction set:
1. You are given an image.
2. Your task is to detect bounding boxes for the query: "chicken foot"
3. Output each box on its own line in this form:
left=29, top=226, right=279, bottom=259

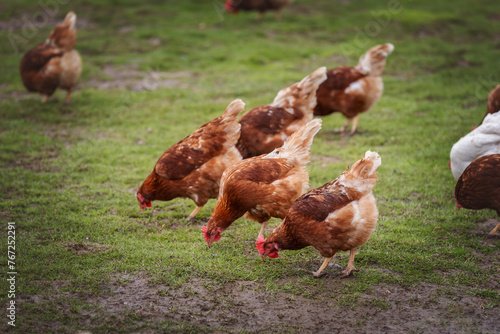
left=488, top=223, right=500, bottom=236
left=187, top=205, right=203, bottom=221
left=340, top=248, right=359, bottom=278
left=341, top=115, right=359, bottom=136
left=312, top=255, right=335, bottom=277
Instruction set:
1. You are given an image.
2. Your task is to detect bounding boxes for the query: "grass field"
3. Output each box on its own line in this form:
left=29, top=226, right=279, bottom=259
left=1, top=0, right=499, bottom=333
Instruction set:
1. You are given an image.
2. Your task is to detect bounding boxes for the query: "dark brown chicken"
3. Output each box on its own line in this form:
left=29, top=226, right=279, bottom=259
left=225, top=0, right=292, bottom=20
left=314, top=43, right=394, bottom=135
left=136, top=99, right=245, bottom=221
left=455, top=154, right=500, bottom=236
left=236, top=67, right=326, bottom=159
left=20, top=12, right=82, bottom=104
left=257, top=151, right=381, bottom=277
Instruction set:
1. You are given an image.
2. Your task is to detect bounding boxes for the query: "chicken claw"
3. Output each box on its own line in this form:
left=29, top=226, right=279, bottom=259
left=340, top=266, right=359, bottom=279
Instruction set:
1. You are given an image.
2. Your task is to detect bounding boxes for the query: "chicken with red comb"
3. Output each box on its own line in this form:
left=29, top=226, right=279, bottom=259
left=136, top=99, right=245, bottom=221
left=203, top=118, right=322, bottom=247
left=257, top=151, right=381, bottom=277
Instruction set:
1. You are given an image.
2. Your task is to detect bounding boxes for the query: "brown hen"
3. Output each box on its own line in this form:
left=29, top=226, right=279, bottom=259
left=314, top=43, right=394, bottom=135
left=136, top=99, right=245, bottom=221
left=237, top=67, right=326, bottom=159
left=20, top=12, right=82, bottom=104
left=203, top=118, right=322, bottom=246
left=257, top=151, right=381, bottom=277
left=455, top=154, right=500, bottom=236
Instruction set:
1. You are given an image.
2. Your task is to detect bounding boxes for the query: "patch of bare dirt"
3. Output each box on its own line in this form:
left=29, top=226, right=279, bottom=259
left=84, top=65, right=194, bottom=91
left=1, top=152, right=60, bottom=172
left=64, top=242, right=110, bottom=255
left=62, top=273, right=497, bottom=333
left=488, top=14, right=500, bottom=21
left=469, top=219, right=500, bottom=240
left=12, top=269, right=499, bottom=333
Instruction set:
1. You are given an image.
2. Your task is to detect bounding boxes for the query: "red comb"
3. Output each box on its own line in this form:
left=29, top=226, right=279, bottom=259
left=255, top=235, right=265, bottom=254
left=201, top=226, right=210, bottom=243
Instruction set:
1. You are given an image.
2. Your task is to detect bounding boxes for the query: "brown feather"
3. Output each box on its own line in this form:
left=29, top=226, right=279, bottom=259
left=206, top=119, right=322, bottom=238
left=236, top=105, right=304, bottom=158
left=19, top=12, right=81, bottom=101
left=137, top=99, right=244, bottom=212
left=480, top=84, right=500, bottom=125
left=313, top=43, right=394, bottom=131
left=237, top=67, right=326, bottom=158
left=455, top=154, right=500, bottom=215
left=20, top=44, right=63, bottom=95
left=263, top=151, right=381, bottom=267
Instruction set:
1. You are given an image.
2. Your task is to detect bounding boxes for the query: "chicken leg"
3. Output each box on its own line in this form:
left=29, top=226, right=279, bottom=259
left=349, top=115, right=360, bottom=135
left=187, top=205, right=203, bottom=221
left=64, top=88, right=73, bottom=105
left=258, top=220, right=269, bottom=237
left=341, top=115, right=360, bottom=135
left=340, top=248, right=359, bottom=278
left=313, top=254, right=335, bottom=277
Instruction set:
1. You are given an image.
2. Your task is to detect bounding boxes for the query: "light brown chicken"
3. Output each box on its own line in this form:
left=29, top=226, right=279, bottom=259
left=257, top=151, right=381, bottom=277
left=225, top=0, right=292, bottom=20
left=202, top=119, right=322, bottom=246
left=20, top=12, right=82, bottom=104
left=136, top=99, right=245, bottom=221
left=314, top=43, right=394, bottom=135
left=236, top=67, right=326, bottom=159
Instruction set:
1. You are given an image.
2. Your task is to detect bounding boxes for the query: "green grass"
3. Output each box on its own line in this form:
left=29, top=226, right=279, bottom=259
left=1, top=0, right=499, bottom=332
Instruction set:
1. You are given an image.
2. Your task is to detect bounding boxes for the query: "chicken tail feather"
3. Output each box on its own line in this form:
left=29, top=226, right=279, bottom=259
left=271, top=67, right=327, bottom=112
left=281, top=118, right=322, bottom=165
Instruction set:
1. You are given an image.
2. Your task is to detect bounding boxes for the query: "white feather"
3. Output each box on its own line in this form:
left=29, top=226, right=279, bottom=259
left=450, top=112, right=500, bottom=180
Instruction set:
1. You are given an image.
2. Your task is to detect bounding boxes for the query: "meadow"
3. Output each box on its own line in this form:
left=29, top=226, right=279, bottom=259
left=0, top=0, right=499, bottom=332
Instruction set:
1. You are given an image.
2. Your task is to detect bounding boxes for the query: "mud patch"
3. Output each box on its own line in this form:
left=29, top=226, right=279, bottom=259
left=469, top=219, right=500, bottom=239
left=73, top=273, right=499, bottom=333
left=84, top=65, right=194, bottom=91
left=488, top=14, right=500, bottom=21
left=64, top=242, right=110, bottom=255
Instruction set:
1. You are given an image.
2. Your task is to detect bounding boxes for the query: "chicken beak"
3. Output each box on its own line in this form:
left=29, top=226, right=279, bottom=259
left=261, top=255, right=266, bottom=261
left=207, top=240, right=213, bottom=248
left=140, top=207, right=144, bottom=212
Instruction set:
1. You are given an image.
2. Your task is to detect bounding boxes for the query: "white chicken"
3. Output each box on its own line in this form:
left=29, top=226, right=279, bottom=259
left=450, top=112, right=500, bottom=180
